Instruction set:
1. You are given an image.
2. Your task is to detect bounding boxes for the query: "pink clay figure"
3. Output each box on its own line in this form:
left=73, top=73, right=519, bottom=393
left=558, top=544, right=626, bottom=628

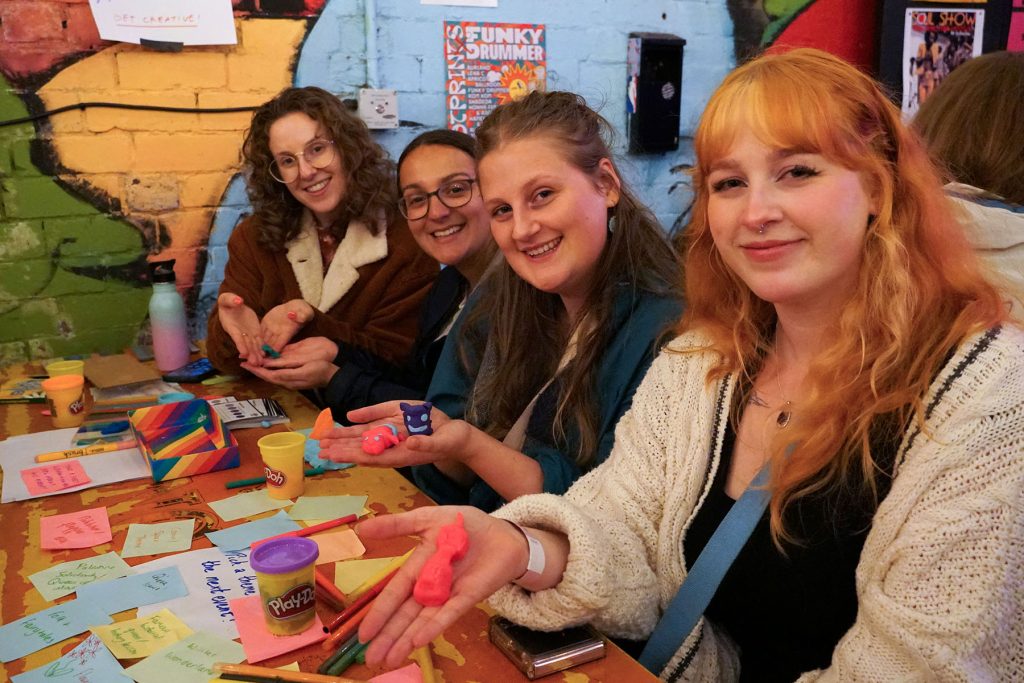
left=413, top=512, right=470, bottom=606
left=361, top=423, right=406, bottom=455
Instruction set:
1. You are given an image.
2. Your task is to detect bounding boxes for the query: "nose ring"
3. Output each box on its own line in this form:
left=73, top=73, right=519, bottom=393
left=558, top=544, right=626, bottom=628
left=758, top=223, right=767, bottom=235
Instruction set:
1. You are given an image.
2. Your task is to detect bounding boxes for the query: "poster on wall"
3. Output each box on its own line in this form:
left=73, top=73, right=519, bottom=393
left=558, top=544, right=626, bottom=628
left=444, top=21, right=546, bottom=133
left=1010, top=0, right=1024, bottom=53
left=901, top=8, right=984, bottom=117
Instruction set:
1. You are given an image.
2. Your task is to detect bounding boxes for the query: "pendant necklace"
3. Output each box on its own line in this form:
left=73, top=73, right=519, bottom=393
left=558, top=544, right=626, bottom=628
left=774, top=368, right=793, bottom=428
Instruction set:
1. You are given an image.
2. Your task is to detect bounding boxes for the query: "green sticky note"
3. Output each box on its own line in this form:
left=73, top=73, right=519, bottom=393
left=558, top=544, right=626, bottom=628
left=124, top=631, right=244, bottom=683
left=29, top=550, right=132, bottom=602
left=209, top=489, right=292, bottom=522
left=287, top=494, right=367, bottom=521
left=121, top=520, right=195, bottom=558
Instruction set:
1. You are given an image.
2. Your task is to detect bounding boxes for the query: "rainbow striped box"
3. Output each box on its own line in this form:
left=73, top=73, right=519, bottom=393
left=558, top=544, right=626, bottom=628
left=128, top=399, right=240, bottom=482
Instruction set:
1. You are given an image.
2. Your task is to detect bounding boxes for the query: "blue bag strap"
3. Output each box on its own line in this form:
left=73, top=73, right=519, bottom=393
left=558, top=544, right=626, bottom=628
left=638, top=444, right=792, bottom=675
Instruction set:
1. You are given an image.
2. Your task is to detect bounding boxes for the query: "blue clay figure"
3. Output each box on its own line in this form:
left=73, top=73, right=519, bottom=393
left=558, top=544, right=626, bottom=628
left=400, top=401, right=433, bottom=436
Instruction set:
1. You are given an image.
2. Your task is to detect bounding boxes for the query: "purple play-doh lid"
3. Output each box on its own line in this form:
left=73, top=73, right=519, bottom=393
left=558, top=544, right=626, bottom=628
left=250, top=537, right=319, bottom=574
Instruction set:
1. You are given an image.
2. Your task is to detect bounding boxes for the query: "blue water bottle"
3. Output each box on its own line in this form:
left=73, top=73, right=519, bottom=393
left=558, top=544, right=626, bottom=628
left=148, top=260, right=190, bottom=372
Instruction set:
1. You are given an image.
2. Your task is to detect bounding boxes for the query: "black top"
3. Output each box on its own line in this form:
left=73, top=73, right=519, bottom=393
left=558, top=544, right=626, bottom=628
left=319, top=265, right=467, bottom=424
left=684, top=417, right=898, bottom=682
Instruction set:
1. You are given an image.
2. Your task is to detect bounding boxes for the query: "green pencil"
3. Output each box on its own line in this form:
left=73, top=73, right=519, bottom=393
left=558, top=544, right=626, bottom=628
left=326, top=641, right=369, bottom=677
left=318, top=633, right=360, bottom=674
left=225, top=467, right=325, bottom=489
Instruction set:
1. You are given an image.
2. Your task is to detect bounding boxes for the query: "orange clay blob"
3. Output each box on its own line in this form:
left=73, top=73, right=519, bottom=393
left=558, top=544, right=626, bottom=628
left=310, top=407, right=335, bottom=441
left=413, top=512, right=469, bottom=606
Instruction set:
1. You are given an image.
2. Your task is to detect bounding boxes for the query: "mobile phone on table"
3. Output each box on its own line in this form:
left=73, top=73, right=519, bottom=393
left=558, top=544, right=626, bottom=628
left=488, top=615, right=606, bottom=679
left=161, top=357, right=216, bottom=383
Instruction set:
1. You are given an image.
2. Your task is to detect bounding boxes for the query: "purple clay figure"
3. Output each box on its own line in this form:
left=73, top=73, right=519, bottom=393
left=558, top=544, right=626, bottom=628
left=400, top=401, right=433, bottom=436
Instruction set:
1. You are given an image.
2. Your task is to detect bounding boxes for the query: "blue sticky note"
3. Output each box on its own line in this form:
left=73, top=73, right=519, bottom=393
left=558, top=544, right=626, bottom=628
left=0, top=600, right=112, bottom=663
left=205, top=510, right=301, bottom=550
left=75, top=566, right=188, bottom=615
left=299, top=427, right=355, bottom=472
left=12, top=634, right=131, bottom=682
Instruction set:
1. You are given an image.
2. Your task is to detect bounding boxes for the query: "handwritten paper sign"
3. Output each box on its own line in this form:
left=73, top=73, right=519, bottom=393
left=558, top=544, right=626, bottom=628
left=29, top=551, right=133, bottom=602
left=40, top=506, right=112, bottom=549
left=87, top=0, right=236, bottom=46
left=205, top=510, right=299, bottom=551
left=76, top=567, right=189, bottom=615
left=124, top=631, right=244, bottom=683
left=91, top=608, right=192, bottom=659
left=0, top=600, right=112, bottom=663
left=21, top=460, right=91, bottom=496
left=135, top=547, right=257, bottom=639
left=208, top=489, right=292, bottom=522
left=11, top=634, right=131, bottom=682
left=287, top=494, right=367, bottom=521
left=121, top=519, right=195, bottom=558
left=229, top=595, right=326, bottom=663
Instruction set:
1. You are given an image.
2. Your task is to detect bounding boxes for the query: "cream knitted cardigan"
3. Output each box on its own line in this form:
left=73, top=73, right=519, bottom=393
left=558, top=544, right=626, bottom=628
left=490, top=326, right=1024, bottom=682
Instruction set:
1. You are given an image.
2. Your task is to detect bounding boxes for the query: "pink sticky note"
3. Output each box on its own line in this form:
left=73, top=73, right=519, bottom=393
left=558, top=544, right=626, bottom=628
left=40, top=506, right=113, bottom=550
left=21, top=460, right=91, bottom=495
left=370, top=663, right=424, bottom=683
left=228, top=595, right=326, bottom=662
left=312, top=528, right=366, bottom=565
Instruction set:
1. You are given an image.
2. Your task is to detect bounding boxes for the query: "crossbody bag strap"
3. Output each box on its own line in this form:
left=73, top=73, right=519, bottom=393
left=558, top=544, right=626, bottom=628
left=638, top=443, right=794, bottom=675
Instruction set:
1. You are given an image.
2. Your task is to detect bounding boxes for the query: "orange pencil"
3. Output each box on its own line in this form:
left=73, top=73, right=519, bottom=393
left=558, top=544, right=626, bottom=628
left=316, top=583, right=345, bottom=611
left=314, top=568, right=348, bottom=608
left=321, top=598, right=374, bottom=651
left=324, top=567, right=400, bottom=633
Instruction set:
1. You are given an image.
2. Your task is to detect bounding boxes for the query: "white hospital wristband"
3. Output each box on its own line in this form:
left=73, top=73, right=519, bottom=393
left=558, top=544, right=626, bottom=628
left=508, top=521, right=546, bottom=585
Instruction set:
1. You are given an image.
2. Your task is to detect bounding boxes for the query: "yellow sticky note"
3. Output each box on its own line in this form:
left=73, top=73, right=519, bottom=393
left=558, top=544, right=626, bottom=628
left=333, top=556, right=401, bottom=594
left=91, top=608, right=193, bottom=659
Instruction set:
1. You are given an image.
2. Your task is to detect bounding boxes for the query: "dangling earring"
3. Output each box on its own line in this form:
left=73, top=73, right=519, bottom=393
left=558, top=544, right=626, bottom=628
left=607, top=211, right=618, bottom=234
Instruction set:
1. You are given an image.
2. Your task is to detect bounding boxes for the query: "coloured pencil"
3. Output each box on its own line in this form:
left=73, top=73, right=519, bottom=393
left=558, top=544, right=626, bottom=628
left=324, top=567, right=400, bottom=633
left=225, top=467, right=326, bottom=489
left=315, top=583, right=345, bottom=611
left=314, top=567, right=349, bottom=607
left=410, top=645, right=437, bottom=683
left=322, top=598, right=374, bottom=650
left=347, top=549, right=414, bottom=601
left=34, top=439, right=137, bottom=463
left=317, top=632, right=360, bottom=674
left=326, top=641, right=369, bottom=677
left=213, top=662, right=362, bottom=683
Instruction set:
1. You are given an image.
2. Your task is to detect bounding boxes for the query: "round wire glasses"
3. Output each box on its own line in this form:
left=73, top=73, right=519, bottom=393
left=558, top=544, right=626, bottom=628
left=269, top=139, right=336, bottom=184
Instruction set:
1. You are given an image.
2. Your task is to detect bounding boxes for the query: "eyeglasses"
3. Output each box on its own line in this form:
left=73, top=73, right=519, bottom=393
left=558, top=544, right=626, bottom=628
left=269, top=139, right=336, bottom=184
left=398, top=178, right=477, bottom=220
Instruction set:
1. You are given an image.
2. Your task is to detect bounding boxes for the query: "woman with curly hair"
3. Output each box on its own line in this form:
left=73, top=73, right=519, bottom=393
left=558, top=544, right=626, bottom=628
left=206, top=86, right=437, bottom=375
left=348, top=49, right=1023, bottom=681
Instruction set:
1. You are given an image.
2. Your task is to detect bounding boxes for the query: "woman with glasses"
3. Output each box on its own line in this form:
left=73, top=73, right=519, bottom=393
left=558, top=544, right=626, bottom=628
left=320, top=91, right=683, bottom=511
left=244, top=129, right=497, bottom=421
left=206, top=86, right=437, bottom=375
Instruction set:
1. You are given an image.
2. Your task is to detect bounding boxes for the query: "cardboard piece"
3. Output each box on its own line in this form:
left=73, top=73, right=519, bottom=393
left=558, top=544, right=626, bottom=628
left=129, top=400, right=239, bottom=482
left=84, top=354, right=161, bottom=389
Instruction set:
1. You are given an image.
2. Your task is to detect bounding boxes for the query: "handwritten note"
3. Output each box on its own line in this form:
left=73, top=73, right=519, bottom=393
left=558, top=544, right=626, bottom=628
left=208, top=489, right=292, bottom=522
left=20, top=460, right=91, bottom=495
left=229, top=595, right=326, bottom=663
left=87, top=0, right=237, bottom=46
left=205, top=510, right=299, bottom=551
left=40, top=506, right=112, bottom=549
left=124, top=631, right=244, bottom=683
left=76, top=566, right=189, bottom=615
left=135, top=547, right=257, bottom=639
left=0, top=600, right=112, bottom=663
left=287, top=494, right=367, bottom=521
left=121, top=519, right=195, bottom=558
left=312, top=529, right=365, bottom=565
left=11, top=634, right=131, bottom=682
left=29, top=551, right=133, bottom=602
left=91, top=608, right=193, bottom=659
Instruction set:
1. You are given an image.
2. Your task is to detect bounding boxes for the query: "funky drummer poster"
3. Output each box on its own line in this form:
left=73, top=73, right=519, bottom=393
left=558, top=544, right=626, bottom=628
left=444, top=21, right=546, bottom=133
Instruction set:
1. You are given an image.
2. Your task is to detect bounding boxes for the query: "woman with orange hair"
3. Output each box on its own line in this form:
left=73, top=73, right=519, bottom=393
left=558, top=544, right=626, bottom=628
left=348, top=49, right=1024, bottom=680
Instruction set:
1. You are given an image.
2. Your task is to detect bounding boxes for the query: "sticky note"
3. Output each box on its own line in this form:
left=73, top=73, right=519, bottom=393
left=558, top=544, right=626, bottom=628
left=29, top=550, right=133, bottom=602
left=11, top=634, right=131, bottom=682
left=287, top=494, right=367, bottom=521
left=121, top=519, right=195, bottom=558
left=205, top=510, right=300, bottom=551
left=91, top=608, right=193, bottom=659
left=124, top=631, right=244, bottom=683
left=40, top=506, right=112, bottom=550
left=228, top=595, right=326, bottom=662
left=312, top=528, right=365, bottom=565
left=21, top=460, right=91, bottom=495
left=76, top=566, right=189, bottom=615
left=0, top=600, right=112, bottom=663
left=369, top=662, right=424, bottom=683
left=334, top=556, right=402, bottom=594
left=208, top=489, right=292, bottom=522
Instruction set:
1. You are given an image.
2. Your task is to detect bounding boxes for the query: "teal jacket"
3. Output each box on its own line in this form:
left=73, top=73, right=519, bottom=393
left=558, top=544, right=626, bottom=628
left=412, top=284, right=682, bottom=511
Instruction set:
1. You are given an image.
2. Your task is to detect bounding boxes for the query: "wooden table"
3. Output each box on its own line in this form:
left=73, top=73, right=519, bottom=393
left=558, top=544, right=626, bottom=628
left=0, top=364, right=656, bottom=682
